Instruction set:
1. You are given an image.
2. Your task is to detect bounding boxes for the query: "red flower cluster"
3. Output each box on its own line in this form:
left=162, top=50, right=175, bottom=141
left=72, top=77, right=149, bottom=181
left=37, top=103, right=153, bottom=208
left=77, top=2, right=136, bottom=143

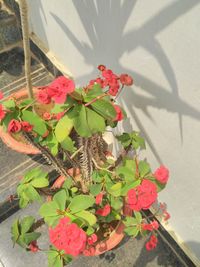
left=87, top=233, right=98, bottom=245
left=145, top=235, right=158, bottom=251
left=142, top=220, right=159, bottom=231
left=0, top=104, right=5, bottom=120
left=37, top=76, right=75, bottom=104
left=127, top=180, right=157, bottom=211
left=88, top=65, right=133, bottom=97
left=49, top=217, right=87, bottom=256
left=96, top=204, right=111, bottom=216
left=8, top=119, right=33, bottom=133
left=154, top=165, right=169, bottom=184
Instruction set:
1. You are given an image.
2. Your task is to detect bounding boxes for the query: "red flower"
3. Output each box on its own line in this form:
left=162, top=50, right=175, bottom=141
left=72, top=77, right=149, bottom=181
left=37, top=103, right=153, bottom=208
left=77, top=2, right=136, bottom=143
left=43, top=112, right=51, bottom=121
left=8, top=119, right=21, bottom=133
left=145, top=235, right=158, bottom=251
left=21, top=121, right=33, bottom=132
left=49, top=217, right=87, bottom=257
left=47, top=76, right=75, bottom=104
left=87, top=234, right=98, bottom=245
left=0, top=91, right=3, bottom=100
left=113, top=105, right=124, bottom=121
left=127, top=189, right=137, bottom=205
left=96, top=204, right=111, bottom=216
left=95, top=192, right=104, bottom=205
left=98, top=65, right=106, bottom=71
left=127, top=180, right=157, bottom=211
left=95, top=78, right=105, bottom=88
left=142, top=220, right=159, bottom=231
left=0, top=104, right=6, bottom=120
left=163, top=211, right=170, bottom=221
left=108, top=86, right=119, bottom=96
left=83, top=246, right=95, bottom=256
left=53, top=111, right=65, bottom=121
left=120, top=74, right=133, bottom=86
left=154, top=165, right=169, bottom=184
left=102, top=69, right=114, bottom=79
left=36, top=88, right=51, bottom=104
left=29, top=241, right=39, bottom=253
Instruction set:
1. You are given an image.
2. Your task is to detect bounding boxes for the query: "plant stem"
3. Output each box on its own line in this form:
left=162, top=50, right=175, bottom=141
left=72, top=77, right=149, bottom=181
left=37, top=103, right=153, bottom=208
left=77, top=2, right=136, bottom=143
left=84, top=93, right=108, bottom=107
left=18, top=0, right=34, bottom=99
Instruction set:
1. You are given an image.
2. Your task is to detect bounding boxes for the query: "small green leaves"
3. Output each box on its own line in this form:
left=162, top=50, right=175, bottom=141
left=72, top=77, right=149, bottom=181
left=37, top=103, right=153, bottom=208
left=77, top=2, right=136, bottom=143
left=138, top=160, right=151, bottom=177
left=54, top=115, right=73, bottom=142
left=123, top=216, right=140, bottom=237
left=11, top=216, right=41, bottom=248
left=71, top=105, right=106, bottom=137
left=116, top=131, right=146, bottom=150
left=47, top=248, right=65, bottom=267
left=3, top=99, right=16, bottom=110
left=107, top=182, right=122, bottom=197
left=89, top=183, right=102, bottom=196
left=60, top=136, right=76, bottom=152
left=91, top=99, right=116, bottom=120
left=116, top=159, right=136, bottom=181
left=75, top=210, right=97, bottom=226
left=83, top=84, right=102, bottom=102
left=17, top=167, right=49, bottom=208
left=22, top=110, right=47, bottom=136
left=68, top=195, right=95, bottom=213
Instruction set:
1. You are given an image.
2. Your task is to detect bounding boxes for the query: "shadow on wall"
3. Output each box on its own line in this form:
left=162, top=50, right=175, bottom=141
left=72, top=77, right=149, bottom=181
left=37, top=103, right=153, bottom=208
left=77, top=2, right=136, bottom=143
left=32, top=0, right=200, bottom=163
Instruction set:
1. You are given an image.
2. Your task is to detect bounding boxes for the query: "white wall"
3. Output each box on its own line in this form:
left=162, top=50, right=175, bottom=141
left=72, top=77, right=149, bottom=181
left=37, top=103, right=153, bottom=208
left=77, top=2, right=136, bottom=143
left=27, top=0, right=200, bottom=263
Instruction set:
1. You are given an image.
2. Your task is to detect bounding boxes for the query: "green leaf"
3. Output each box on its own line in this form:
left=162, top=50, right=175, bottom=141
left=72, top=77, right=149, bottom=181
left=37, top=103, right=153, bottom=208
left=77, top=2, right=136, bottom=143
left=39, top=201, right=59, bottom=217
left=22, top=167, right=47, bottom=184
left=75, top=210, right=97, bottom=226
left=107, top=182, right=122, bottom=197
left=121, top=180, right=141, bottom=196
left=53, top=190, right=67, bottom=210
left=86, top=107, right=106, bottom=134
left=19, top=99, right=33, bottom=109
left=91, top=99, right=116, bottom=120
left=124, top=217, right=137, bottom=227
left=69, top=195, right=95, bottom=213
left=110, top=196, right=123, bottom=210
left=72, top=105, right=91, bottom=137
left=3, top=99, right=15, bottom=109
left=86, top=226, right=95, bottom=235
left=11, top=219, right=20, bottom=243
left=92, top=171, right=103, bottom=183
left=60, top=136, right=75, bottom=152
left=116, top=159, right=136, bottom=182
left=19, top=195, right=29, bottom=208
left=62, top=178, right=73, bottom=189
left=154, top=179, right=166, bottom=192
left=83, top=84, right=103, bottom=102
left=47, top=250, right=59, bottom=267
left=22, top=110, right=47, bottom=136
left=20, top=216, right=35, bottom=234
left=25, top=185, right=41, bottom=202
left=89, top=184, right=102, bottom=196
left=116, top=133, right=131, bottom=148
left=124, top=226, right=139, bottom=237
left=131, top=132, right=146, bottom=150
left=134, top=211, right=142, bottom=223
left=31, top=177, right=49, bottom=188
left=54, top=115, right=73, bottom=142
left=138, top=161, right=151, bottom=177
left=22, top=232, right=41, bottom=245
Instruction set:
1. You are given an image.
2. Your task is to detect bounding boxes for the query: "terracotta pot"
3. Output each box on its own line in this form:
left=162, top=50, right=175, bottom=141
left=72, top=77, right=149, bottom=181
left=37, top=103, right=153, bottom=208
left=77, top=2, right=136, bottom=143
left=0, top=88, right=52, bottom=154
left=51, top=168, right=132, bottom=256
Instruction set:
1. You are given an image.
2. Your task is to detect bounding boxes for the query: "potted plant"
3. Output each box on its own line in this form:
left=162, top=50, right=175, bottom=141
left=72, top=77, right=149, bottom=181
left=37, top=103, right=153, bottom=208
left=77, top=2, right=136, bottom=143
left=2, top=65, right=170, bottom=267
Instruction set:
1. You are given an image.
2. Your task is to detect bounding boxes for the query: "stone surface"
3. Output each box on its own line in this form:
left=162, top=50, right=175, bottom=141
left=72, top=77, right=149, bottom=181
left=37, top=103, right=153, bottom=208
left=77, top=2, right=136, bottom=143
left=0, top=203, right=186, bottom=267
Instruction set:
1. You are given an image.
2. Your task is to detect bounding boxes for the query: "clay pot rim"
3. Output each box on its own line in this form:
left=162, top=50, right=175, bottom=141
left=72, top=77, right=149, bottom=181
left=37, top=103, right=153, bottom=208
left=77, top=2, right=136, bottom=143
left=0, top=88, right=41, bottom=155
